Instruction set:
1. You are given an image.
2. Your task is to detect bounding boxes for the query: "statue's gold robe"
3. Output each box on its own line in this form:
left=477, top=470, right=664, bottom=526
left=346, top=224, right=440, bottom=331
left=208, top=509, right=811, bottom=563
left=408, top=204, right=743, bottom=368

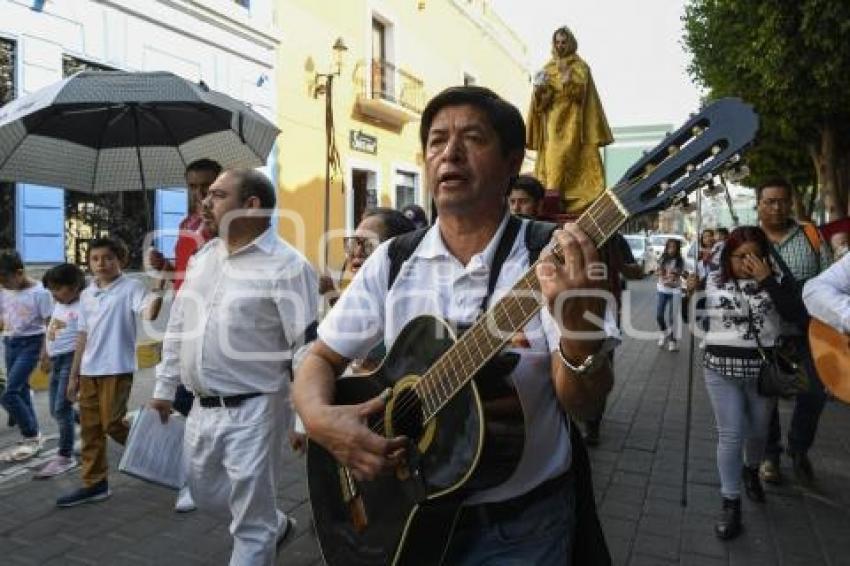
left=527, top=55, right=613, bottom=214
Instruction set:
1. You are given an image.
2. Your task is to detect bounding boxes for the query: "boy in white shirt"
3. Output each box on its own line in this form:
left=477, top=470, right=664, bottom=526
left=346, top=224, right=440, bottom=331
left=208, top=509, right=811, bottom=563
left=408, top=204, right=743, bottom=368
left=35, top=263, right=88, bottom=478
left=0, top=249, right=53, bottom=462
left=57, top=238, right=163, bottom=507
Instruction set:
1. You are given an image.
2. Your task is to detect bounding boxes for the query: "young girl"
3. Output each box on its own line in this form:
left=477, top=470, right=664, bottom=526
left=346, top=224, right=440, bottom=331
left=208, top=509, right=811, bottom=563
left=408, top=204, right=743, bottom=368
left=0, top=249, right=53, bottom=461
left=656, top=238, right=684, bottom=351
left=698, top=226, right=805, bottom=540
left=34, top=264, right=87, bottom=478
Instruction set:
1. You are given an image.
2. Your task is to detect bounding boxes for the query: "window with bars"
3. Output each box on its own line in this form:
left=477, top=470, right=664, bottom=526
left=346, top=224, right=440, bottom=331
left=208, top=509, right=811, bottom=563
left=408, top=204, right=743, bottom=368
left=395, top=170, right=418, bottom=210
left=0, top=38, right=16, bottom=250
left=61, top=55, right=151, bottom=269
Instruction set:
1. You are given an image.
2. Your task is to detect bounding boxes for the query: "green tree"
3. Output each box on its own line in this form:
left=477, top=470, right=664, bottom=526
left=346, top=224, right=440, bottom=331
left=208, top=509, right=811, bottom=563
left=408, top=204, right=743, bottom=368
left=683, top=0, right=850, bottom=220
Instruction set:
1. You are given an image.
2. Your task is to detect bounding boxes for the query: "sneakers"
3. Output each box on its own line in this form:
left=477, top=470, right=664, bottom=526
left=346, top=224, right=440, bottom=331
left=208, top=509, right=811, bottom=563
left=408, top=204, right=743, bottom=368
left=657, top=334, right=667, bottom=348
left=56, top=480, right=111, bottom=507
left=174, top=486, right=197, bottom=513
left=668, top=340, right=679, bottom=352
left=791, top=451, right=815, bottom=486
left=0, top=434, right=43, bottom=462
left=742, top=465, right=765, bottom=503
left=759, top=457, right=782, bottom=485
left=34, top=455, right=78, bottom=479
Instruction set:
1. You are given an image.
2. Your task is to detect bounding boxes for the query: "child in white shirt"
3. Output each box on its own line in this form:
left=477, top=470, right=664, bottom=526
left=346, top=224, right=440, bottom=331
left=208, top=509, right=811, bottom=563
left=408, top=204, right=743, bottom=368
left=56, top=238, right=163, bottom=507
left=35, top=264, right=87, bottom=478
left=0, top=249, right=53, bottom=462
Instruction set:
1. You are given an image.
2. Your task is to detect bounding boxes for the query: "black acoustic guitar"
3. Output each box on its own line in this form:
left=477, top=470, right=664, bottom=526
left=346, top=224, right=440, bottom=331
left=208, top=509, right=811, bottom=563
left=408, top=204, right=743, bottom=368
left=307, top=98, right=759, bottom=565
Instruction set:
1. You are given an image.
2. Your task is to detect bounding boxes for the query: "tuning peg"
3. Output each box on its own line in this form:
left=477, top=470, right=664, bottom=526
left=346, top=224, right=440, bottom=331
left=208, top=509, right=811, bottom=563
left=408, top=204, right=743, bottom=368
left=659, top=181, right=670, bottom=190
left=686, top=164, right=695, bottom=172
left=667, top=146, right=680, bottom=156
left=711, top=145, right=721, bottom=155
left=691, top=125, right=703, bottom=136
left=725, top=163, right=750, bottom=182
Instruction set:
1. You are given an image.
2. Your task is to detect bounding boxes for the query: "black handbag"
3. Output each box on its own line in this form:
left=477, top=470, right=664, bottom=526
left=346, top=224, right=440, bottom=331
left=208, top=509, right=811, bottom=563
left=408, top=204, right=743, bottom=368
left=753, top=334, right=810, bottom=398
left=736, top=280, right=810, bottom=398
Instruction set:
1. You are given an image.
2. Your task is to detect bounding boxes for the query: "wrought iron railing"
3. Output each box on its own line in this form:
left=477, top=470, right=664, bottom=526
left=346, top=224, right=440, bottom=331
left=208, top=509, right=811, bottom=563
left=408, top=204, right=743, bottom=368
left=368, top=59, right=425, bottom=115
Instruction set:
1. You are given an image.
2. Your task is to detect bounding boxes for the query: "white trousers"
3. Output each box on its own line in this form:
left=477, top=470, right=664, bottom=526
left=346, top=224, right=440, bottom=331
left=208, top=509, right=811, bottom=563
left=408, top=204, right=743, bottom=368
left=184, top=393, right=288, bottom=566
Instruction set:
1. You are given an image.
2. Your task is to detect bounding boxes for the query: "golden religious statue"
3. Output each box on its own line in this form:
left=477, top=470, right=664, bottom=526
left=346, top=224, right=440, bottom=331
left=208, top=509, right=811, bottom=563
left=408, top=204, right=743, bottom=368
left=526, top=26, right=613, bottom=214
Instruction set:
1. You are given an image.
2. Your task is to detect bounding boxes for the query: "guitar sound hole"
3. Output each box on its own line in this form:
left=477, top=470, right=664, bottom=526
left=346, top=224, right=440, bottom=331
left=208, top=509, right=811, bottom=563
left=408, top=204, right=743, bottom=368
left=390, top=388, right=424, bottom=441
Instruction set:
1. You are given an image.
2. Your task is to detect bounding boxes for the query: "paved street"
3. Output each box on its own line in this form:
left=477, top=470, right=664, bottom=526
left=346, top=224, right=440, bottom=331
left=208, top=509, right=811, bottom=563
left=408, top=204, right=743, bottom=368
left=0, top=279, right=848, bottom=565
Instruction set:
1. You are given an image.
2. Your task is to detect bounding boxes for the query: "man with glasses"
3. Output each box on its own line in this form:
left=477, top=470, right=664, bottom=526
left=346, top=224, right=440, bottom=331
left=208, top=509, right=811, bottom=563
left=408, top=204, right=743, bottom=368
left=756, top=178, right=831, bottom=486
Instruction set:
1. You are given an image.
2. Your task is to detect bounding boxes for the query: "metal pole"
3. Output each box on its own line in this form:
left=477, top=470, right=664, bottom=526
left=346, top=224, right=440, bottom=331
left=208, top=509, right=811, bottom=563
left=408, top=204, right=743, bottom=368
left=322, top=75, right=333, bottom=272
left=681, top=180, right=704, bottom=507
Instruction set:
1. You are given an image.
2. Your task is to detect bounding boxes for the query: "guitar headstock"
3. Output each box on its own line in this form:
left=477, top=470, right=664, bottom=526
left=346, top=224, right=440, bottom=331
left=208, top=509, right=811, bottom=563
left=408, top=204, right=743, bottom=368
left=612, top=98, right=759, bottom=217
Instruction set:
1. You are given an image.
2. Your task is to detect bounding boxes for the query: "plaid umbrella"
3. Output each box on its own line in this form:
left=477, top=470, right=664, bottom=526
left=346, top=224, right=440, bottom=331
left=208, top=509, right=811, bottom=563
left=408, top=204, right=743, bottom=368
left=0, top=70, right=279, bottom=193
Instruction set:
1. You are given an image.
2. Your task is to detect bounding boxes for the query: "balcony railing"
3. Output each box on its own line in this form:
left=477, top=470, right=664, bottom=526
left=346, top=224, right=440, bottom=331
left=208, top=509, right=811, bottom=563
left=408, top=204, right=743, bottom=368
left=368, top=59, right=425, bottom=115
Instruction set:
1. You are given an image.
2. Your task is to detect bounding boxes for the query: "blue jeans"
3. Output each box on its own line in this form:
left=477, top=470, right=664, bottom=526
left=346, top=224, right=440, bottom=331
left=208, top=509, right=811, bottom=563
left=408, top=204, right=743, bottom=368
left=704, top=368, right=776, bottom=499
left=656, top=291, right=681, bottom=335
left=1, top=335, right=42, bottom=438
left=766, top=336, right=827, bottom=457
left=444, top=472, right=576, bottom=565
left=49, top=352, right=75, bottom=457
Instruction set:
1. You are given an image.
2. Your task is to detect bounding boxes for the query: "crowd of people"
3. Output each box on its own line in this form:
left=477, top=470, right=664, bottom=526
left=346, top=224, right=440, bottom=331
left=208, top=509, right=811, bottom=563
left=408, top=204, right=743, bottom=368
left=1, top=80, right=849, bottom=564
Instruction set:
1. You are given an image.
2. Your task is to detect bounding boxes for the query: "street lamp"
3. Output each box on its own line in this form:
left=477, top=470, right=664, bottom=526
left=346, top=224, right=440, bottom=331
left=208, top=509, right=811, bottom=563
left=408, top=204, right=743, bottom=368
left=315, top=37, right=348, bottom=271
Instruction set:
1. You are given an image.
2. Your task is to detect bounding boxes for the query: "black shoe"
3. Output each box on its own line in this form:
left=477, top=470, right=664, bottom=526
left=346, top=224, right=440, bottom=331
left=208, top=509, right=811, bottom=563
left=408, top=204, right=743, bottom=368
left=56, top=480, right=111, bottom=508
left=742, top=466, right=765, bottom=503
left=791, top=451, right=815, bottom=485
left=714, top=497, right=742, bottom=540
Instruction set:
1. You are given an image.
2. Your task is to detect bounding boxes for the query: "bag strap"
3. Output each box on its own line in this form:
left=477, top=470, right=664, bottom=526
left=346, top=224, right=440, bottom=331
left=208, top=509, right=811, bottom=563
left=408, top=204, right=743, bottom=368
left=524, top=219, right=558, bottom=264
left=732, top=278, right=768, bottom=360
left=387, top=227, right=429, bottom=290
left=768, top=245, right=796, bottom=285
left=471, top=215, right=522, bottom=312
left=386, top=215, right=524, bottom=313
left=800, top=222, right=823, bottom=273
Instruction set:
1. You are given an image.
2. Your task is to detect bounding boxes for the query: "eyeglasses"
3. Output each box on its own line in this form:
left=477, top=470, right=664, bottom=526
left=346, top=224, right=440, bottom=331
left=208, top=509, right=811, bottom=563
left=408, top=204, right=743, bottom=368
left=759, top=198, right=789, bottom=209
left=343, top=236, right=378, bottom=256
left=729, top=252, right=765, bottom=260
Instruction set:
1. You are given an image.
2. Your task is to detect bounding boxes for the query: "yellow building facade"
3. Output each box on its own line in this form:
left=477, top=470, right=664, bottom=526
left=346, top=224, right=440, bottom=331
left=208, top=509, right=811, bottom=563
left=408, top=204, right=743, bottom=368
left=274, top=0, right=530, bottom=272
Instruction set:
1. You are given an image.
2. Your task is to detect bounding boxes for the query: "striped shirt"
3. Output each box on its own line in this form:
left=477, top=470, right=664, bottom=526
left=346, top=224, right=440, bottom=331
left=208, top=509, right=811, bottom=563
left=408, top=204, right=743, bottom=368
left=772, top=222, right=831, bottom=283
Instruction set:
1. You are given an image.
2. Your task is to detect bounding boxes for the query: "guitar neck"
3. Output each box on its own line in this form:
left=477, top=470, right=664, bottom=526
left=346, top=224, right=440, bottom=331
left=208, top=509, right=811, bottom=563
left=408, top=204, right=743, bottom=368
left=415, top=191, right=628, bottom=422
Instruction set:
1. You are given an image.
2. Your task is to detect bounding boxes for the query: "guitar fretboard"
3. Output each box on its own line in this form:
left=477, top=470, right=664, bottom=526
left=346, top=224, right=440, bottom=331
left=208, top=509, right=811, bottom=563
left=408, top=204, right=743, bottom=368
left=413, top=190, right=628, bottom=422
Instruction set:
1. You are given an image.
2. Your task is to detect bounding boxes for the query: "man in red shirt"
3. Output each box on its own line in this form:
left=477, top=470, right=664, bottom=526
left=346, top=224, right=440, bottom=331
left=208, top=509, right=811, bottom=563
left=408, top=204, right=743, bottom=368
left=150, top=159, right=222, bottom=289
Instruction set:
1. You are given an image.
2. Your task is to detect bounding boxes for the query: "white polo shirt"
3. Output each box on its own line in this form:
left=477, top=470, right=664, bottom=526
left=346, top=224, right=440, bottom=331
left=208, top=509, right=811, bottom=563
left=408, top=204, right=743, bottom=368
left=79, top=275, right=153, bottom=376
left=319, top=214, right=619, bottom=505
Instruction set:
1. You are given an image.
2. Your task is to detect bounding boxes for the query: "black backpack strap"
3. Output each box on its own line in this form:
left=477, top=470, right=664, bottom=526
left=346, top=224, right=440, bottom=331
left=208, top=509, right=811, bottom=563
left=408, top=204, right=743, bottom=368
left=524, top=219, right=558, bottom=263
left=481, top=215, right=522, bottom=311
left=387, top=227, right=429, bottom=290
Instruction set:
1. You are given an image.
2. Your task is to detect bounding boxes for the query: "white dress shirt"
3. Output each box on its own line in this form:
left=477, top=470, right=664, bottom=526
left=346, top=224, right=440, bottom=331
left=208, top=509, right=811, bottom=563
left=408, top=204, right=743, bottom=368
left=803, top=252, right=850, bottom=334
left=154, top=227, right=318, bottom=400
left=319, top=214, right=619, bottom=505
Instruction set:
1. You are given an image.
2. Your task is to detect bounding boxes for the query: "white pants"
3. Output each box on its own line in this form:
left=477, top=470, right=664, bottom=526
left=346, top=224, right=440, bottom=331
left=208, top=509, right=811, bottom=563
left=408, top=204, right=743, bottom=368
left=184, top=393, right=288, bottom=566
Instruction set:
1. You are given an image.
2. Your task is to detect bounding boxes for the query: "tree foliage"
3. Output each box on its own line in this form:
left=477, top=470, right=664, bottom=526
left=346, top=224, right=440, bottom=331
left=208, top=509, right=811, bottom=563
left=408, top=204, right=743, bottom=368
left=683, top=0, right=850, bottom=219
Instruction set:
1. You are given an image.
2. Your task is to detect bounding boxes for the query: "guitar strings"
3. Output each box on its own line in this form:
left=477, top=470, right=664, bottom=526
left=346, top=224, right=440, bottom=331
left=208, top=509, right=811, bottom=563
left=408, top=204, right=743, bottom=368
left=372, top=128, right=721, bottom=433
left=364, top=176, right=648, bottom=438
